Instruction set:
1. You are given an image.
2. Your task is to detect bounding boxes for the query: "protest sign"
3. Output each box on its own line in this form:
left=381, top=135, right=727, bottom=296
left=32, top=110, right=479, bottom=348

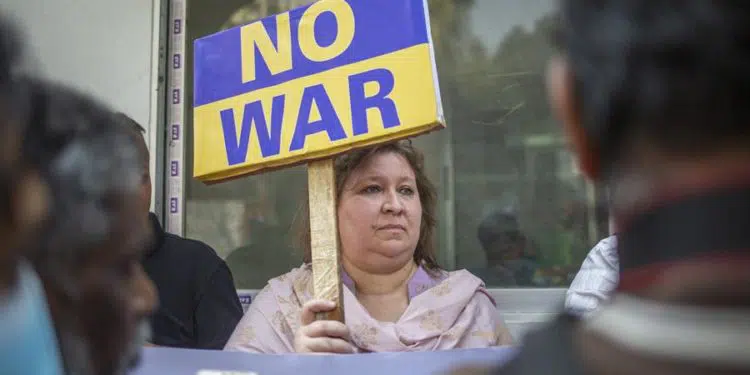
left=194, top=0, right=444, bottom=321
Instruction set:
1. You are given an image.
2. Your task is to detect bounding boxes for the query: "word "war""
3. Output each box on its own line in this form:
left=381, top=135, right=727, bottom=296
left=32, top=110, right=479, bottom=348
left=221, top=68, right=399, bottom=165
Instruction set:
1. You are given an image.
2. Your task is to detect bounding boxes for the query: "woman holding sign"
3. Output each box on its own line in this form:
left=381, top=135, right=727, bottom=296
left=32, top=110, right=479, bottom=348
left=225, top=141, right=513, bottom=354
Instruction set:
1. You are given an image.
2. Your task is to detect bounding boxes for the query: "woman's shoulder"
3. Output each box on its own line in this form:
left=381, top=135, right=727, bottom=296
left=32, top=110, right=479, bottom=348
left=445, top=268, right=486, bottom=286
left=445, top=269, right=498, bottom=307
left=266, top=263, right=311, bottom=285
left=257, top=264, right=313, bottom=303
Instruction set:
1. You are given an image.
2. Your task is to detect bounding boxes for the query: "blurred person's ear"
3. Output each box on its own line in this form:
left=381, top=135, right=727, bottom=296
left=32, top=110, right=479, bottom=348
left=547, top=56, right=601, bottom=181
left=13, top=172, right=48, bottom=232
left=4, top=171, right=49, bottom=251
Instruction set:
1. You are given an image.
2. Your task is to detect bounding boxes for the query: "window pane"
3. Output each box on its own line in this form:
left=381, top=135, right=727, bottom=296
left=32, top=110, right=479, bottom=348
left=442, top=0, right=609, bottom=287
left=183, top=0, right=606, bottom=290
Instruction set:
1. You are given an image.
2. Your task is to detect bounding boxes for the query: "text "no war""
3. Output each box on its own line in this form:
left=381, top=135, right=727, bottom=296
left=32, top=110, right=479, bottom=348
left=222, top=0, right=401, bottom=166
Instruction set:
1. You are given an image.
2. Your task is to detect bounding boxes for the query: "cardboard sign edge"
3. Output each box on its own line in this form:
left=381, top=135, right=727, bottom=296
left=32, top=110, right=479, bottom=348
left=196, top=120, right=445, bottom=184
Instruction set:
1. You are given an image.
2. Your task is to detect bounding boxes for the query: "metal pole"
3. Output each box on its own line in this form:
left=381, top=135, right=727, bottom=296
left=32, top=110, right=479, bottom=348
left=165, top=0, right=187, bottom=235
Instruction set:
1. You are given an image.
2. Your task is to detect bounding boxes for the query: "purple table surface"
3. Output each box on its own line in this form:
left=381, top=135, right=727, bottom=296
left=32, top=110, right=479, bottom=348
left=131, top=346, right=517, bottom=375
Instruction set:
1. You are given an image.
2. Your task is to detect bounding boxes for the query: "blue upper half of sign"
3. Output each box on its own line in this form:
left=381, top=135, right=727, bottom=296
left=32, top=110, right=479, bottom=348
left=194, top=0, right=431, bottom=107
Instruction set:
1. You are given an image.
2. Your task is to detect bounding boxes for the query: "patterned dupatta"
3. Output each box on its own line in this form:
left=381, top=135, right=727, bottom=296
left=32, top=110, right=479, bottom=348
left=225, top=264, right=512, bottom=353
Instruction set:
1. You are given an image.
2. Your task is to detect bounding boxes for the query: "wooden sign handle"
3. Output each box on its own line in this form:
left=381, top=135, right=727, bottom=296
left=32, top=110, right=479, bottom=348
left=307, top=158, right=345, bottom=322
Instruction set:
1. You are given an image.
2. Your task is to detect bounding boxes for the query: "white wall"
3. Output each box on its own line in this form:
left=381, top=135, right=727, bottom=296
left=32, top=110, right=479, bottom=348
left=2, top=0, right=164, bottom=211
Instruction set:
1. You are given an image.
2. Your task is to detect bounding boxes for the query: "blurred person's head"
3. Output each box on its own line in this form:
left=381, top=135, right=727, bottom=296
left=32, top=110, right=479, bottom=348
left=548, top=0, right=750, bottom=302
left=549, top=0, right=750, bottom=207
left=0, top=14, right=62, bottom=375
left=21, top=78, right=157, bottom=375
left=297, top=141, right=440, bottom=276
left=115, top=113, right=151, bottom=216
left=0, top=14, right=48, bottom=292
left=477, top=211, right=526, bottom=265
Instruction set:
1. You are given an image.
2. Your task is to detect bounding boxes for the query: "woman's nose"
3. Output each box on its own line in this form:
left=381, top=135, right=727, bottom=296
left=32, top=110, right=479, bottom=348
left=382, top=190, right=404, bottom=214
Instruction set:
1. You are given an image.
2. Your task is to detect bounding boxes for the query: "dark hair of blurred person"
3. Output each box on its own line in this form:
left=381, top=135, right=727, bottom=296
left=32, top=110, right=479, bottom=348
left=0, top=13, right=62, bottom=375
left=550, top=0, right=750, bottom=302
left=459, top=1, right=750, bottom=375
left=21, top=77, right=158, bottom=375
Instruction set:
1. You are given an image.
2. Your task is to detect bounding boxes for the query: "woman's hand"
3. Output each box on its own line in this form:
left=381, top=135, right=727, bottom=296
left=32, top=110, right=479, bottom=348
left=294, top=299, right=355, bottom=354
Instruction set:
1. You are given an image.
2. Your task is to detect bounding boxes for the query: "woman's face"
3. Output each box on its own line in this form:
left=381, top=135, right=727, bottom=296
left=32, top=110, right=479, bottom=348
left=337, top=152, right=422, bottom=274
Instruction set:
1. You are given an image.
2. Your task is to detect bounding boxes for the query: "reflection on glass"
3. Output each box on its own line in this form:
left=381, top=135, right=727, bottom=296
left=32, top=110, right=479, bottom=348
left=184, top=0, right=607, bottom=289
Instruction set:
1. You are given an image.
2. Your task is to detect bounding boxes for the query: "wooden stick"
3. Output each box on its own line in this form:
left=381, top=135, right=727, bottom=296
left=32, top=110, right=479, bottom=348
left=307, top=158, right=345, bottom=322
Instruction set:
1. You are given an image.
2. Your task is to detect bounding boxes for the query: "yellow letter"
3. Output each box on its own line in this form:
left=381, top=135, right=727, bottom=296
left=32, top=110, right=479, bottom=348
left=240, top=12, right=293, bottom=83
left=298, top=0, right=355, bottom=63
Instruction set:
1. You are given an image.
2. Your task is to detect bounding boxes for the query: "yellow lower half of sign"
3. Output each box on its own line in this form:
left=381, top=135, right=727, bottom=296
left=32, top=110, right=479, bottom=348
left=193, top=43, right=443, bottom=182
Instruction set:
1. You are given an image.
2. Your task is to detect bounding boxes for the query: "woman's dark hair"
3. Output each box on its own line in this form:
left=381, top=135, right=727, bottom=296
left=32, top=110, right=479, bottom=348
left=295, top=140, right=441, bottom=274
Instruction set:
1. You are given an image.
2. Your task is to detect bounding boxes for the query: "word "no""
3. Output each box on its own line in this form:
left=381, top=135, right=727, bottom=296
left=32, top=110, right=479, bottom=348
left=240, top=0, right=355, bottom=83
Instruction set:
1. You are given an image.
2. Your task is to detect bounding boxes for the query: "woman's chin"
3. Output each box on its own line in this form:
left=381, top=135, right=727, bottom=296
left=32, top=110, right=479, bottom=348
left=369, top=243, right=415, bottom=262
left=374, top=229, right=408, bottom=241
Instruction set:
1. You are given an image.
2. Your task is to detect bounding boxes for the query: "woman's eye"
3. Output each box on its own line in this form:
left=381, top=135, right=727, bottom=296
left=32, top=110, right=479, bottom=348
left=399, top=186, right=415, bottom=195
left=363, top=185, right=381, bottom=194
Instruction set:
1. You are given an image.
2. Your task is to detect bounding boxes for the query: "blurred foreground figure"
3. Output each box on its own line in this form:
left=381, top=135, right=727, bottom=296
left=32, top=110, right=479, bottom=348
left=456, top=1, right=750, bottom=374
left=22, top=79, right=158, bottom=374
left=0, top=15, right=62, bottom=375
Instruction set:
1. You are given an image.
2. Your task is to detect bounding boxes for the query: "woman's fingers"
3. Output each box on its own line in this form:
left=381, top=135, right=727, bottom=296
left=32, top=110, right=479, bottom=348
left=300, top=299, right=337, bottom=326
left=301, top=320, right=351, bottom=340
left=299, top=336, right=355, bottom=354
left=296, top=299, right=355, bottom=354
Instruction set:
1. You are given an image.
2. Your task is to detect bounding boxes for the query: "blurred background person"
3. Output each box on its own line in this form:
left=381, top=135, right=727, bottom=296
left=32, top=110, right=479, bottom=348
left=471, top=210, right=540, bottom=287
left=565, top=195, right=618, bottom=316
left=22, top=77, right=158, bottom=375
left=565, top=235, right=618, bottom=316
left=118, top=113, right=243, bottom=350
left=0, top=14, right=61, bottom=375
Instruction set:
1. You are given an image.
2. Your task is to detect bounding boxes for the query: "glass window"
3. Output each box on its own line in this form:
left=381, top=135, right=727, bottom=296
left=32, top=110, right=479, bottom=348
left=183, top=0, right=608, bottom=290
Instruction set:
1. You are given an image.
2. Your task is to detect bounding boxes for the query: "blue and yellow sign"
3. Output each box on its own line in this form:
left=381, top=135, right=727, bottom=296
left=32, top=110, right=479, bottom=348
left=193, top=0, right=444, bottom=182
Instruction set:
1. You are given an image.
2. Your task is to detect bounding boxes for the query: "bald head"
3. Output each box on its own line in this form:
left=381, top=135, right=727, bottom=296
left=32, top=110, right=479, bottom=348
left=113, top=113, right=151, bottom=214
left=114, top=113, right=149, bottom=172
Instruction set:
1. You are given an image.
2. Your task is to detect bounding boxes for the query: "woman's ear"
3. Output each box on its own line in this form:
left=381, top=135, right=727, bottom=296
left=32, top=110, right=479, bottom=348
left=546, top=56, right=601, bottom=180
